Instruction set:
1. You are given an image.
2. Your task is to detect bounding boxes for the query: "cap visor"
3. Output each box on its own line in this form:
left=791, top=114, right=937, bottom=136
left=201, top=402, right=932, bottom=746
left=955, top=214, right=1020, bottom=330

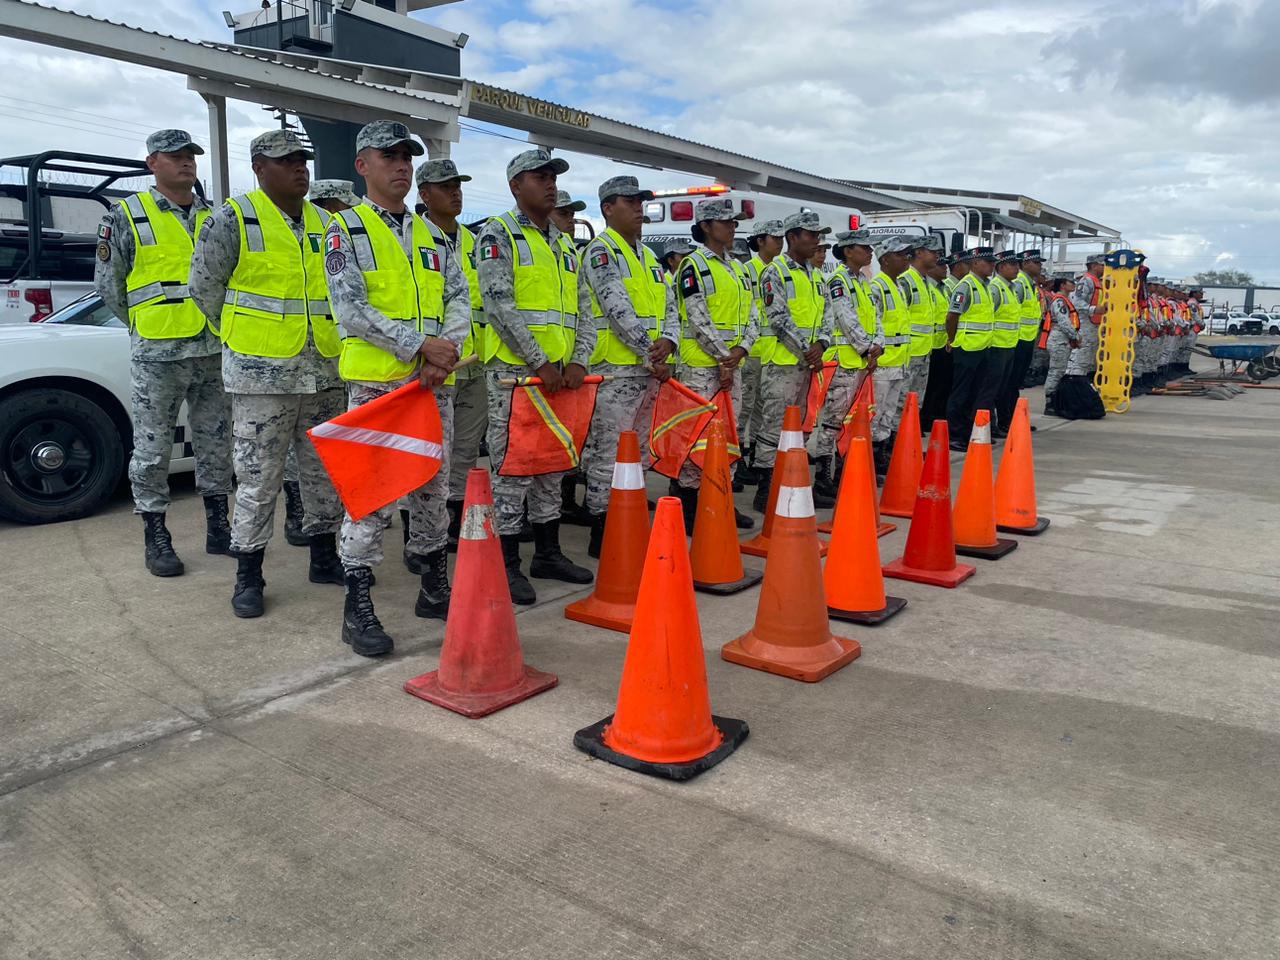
left=549, top=158, right=570, bottom=174
left=160, top=142, right=204, bottom=155
left=559, top=201, right=587, bottom=212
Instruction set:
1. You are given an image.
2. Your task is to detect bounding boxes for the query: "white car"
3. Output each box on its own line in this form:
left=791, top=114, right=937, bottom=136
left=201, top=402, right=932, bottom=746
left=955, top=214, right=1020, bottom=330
left=0, top=294, right=192, bottom=524
left=1207, top=310, right=1254, bottom=335
left=1248, top=311, right=1280, bottom=336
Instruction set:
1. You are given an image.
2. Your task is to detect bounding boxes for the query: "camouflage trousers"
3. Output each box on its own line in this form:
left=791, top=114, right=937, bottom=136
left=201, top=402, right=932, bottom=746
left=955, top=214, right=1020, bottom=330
left=740, top=356, right=763, bottom=449
left=229, top=390, right=344, bottom=553
left=1161, top=333, right=1181, bottom=366
left=339, top=379, right=454, bottom=570
left=754, top=364, right=809, bottom=471
left=677, top=365, right=741, bottom=488
left=284, top=444, right=299, bottom=484
left=129, top=355, right=232, bottom=514
left=1179, top=330, right=1198, bottom=363
left=448, top=366, right=488, bottom=499
left=870, top=367, right=907, bottom=442
left=486, top=362, right=566, bottom=536
left=1044, top=331, right=1075, bottom=396
left=901, top=352, right=931, bottom=405
left=813, top=366, right=868, bottom=461
left=1078, top=322, right=1100, bottom=375
left=582, top=368, right=659, bottom=514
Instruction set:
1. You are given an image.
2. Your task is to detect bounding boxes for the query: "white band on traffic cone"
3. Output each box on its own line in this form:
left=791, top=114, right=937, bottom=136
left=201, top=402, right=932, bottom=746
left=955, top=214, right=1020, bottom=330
left=970, top=422, right=991, bottom=444
left=775, top=484, right=815, bottom=519
left=460, top=503, right=495, bottom=541
left=611, top=460, right=645, bottom=491
left=779, top=430, right=804, bottom=452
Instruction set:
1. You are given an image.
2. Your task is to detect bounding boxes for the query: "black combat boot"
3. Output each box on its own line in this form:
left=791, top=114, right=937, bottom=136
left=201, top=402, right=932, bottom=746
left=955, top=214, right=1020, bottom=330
left=587, top=512, right=607, bottom=559
left=231, top=548, right=265, bottom=618
left=501, top=533, right=536, bottom=605
left=282, top=481, right=307, bottom=546
left=872, top=440, right=893, bottom=480
left=560, top=474, right=592, bottom=527
left=812, top=456, right=838, bottom=504
left=752, top=472, right=772, bottom=513
left=731, top=460, right=746, bottom=493
left=142, top=512, right=184, bottom=577
left=445, top=499, right=463, bottom=553
left=518, top=507, right=534, bottom=543
left=341, top=567, right=393, bottom=657
left=308, top=532, right=345, bottom=585
left=735, top=507, right=755, bottom=530
left=529, top=520, right=593, bottom=584
left=738, top=444, right=760, bottom=486
left=1044, top=392, right=1061, bottom=417
left=203, top=495, right=232, bottom=556
left=414, top=548, right=451, bottom=620
left=674, top=484, right=699, bottom=535
left=400, top=508, right=424, bottom=574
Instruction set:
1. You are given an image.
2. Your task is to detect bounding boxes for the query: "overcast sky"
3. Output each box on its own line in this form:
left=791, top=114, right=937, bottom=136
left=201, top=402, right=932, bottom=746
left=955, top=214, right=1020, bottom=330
left=1, top=0, right=1276, bottom=282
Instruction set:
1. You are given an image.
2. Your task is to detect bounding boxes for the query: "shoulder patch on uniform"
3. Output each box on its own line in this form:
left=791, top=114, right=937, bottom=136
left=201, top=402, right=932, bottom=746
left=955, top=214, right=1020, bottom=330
left=480, top=242, right=502, bottom=261
left=590, top=249, right=610, bottom=268
left=830, top=278, right=846, bottom=299
left=679, top=264, right=699, bottom=296
left=328, top=233, right=343, bottom=252
left=325, top=250, right=347, bottom=275
left=562, top=252, right=578, bottom=273
left=420, top=248, right=441, bottom=271
left=97, top=221, right=111, bottom=241
left=96, top=241, right=111, bottom=262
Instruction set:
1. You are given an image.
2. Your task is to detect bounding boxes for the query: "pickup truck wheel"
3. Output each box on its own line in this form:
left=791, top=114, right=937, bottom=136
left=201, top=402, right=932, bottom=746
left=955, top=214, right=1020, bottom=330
left=0, top=388, right=124, bottom=524
left=1227, top=324, right=1239, bottom=335
left=1269, top=325, right=1279, bottom=336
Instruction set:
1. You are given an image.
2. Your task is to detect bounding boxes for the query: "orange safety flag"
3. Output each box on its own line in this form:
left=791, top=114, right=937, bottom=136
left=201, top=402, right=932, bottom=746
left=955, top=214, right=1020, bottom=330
left=802, top=360, right=839, bottom=433
left=308, top=380, right=443, bottom=522
left=498, top=376, right=601, bottom=477
left=688, top=389, right=741, bottom=470
left=649, top=378, right=717, bottom=479
left=836, top=373, right=875, bottom=458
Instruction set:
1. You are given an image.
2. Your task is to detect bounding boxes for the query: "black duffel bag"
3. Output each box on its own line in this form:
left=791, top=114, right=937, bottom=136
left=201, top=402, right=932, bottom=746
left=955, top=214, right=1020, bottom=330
left=1055, top=374, right=1106, bottom=420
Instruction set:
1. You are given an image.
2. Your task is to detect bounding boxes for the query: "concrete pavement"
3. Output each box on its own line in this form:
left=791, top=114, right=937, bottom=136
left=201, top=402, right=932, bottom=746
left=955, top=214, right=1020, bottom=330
left=2, top=374, right=1278, bottom=959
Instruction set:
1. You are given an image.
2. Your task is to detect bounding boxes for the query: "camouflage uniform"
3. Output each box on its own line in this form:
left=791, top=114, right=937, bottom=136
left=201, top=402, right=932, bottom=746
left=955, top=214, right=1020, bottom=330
left=870, top=275, right=907, bottom=443
left=324, top=197, right=470, bottom=569
left=581, top=181, right=681, bottom=513
left=476, top=210, right=595, bottom=536
left=756, top=251, right=830, bottom=470
left=896, top=269, right=932, bottom=411
left=1044, top=296, right=1082, bottom=398
left=814, top=261, right=881, bottom=462
left=189, top=151, right=343, bottom=553
left=1071, top=270, right=1103, bottom=376
left=308, top=179, right=360, bottom=208
left=94, top=182, right=232, bottom=514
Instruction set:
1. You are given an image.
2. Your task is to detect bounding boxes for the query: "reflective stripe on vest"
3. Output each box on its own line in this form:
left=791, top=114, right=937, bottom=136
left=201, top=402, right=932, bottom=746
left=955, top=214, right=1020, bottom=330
left=746, top=254, right=775, bottom=358
left=822, top=265, right=874, bottom=370
left=764, top=258, right=824, bottom=366
left=900, top=267, right=935, bottom=358
left=486, top=211, right=574, bottom=365
left=121, top=192, right=211, bottom=340
left=587, top=228, right=666, bottom=366
left=873, top=272, right=911, bottom=367
left=953, top=273, right=994, bottom=352
left=989, top=274, right=1021, bottom=349
left=1014, top=271, right=1041, bottom=341
left=335, top=205, right=445, bottom=383
left=928, top=279, right=950, bottom=349
left=426, top=219, right=486, bottom=363
left=220, top=191, right=339, bottom=359
left=677, top=249, right=753, bottom=367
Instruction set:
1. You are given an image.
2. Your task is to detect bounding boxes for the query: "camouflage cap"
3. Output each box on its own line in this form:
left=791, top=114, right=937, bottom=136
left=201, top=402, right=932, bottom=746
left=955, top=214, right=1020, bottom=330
left=923, top=234, right=946, bottom=253
left=146, top=129, right=203, bottom=155
left=748, top=219, right=785, bottom=239
left=781, top=211, right=830, bottom=235
left=356, top=120, right=424, bottom=156
left=995, top=249, right=1023, bottom=265
left=309, top=179, right=360, bottom=205
left=732, top=238, right=752, bottom=256
left=833, top=228, right=875, bottom=249
left=249, top=129, right=314, bottom=160
left=506, top=149, right=569, bottom=180
left=664, top=238, right=696, bottom=257
left=875, top=235, right=920, bottom=258
left=694, top=197, right=747, bottom=223
left=415, top=158, right=471, bottom=186
left=1021, top=248, right=1045, bottom=263
left=1085, top=253, right=1106, bottom=266
left=554, top=189, right=587, bottom=212
left=598, top=175, right=654, bottom=203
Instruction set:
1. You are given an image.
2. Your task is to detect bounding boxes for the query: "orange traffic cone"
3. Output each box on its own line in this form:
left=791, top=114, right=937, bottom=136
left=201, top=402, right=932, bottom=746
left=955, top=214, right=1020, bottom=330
left=722, top=447, right=861, bottom=681
left=741, top=405, right=828, bottom=558
left=882, top=420, right=976, bottom=589
left=824, top=436, right=907, bottom=624
left=879, top=391, right=924, bottom=518
left=818, top=391, right=895, bottom=538
left=574, top=497, right=748, bottom=781
left=995, top=397, right=1050, bottom=535
left=405, top=468, right=557, bottom=717
left=953, top=410, right=1018, bottom=560
left=691, top=420, right=763, bottom=595
left=565, top=431, right=651, bottom=632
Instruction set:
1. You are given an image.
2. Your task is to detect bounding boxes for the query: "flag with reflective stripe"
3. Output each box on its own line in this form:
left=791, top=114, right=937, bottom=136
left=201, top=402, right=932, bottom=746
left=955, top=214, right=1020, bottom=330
left=688, top=389, right=741, bottom=470
left=802, top=360, right=839, bottom=433
left=836, top=373, right=875, bottom=458
left=307, top=381, right=444, bottom=521
left=499, top=377, right=600, bottom=477
left=649, top=378, right=717, bottom=479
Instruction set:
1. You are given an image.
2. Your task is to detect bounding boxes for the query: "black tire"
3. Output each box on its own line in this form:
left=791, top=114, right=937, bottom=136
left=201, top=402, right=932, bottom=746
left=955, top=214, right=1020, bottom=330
left=1269, top=326, right=1279, bottom=336
left=1227, top=325, right=1239, bottom=335
left=0, top=387, right=125, bottom=524
left=1245, top=360, right=1267, bottom=382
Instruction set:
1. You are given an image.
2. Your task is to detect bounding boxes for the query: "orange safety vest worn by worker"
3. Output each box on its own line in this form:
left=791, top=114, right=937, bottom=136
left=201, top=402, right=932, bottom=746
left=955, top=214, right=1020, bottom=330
left=1038, top=292, right=1079, bottom=349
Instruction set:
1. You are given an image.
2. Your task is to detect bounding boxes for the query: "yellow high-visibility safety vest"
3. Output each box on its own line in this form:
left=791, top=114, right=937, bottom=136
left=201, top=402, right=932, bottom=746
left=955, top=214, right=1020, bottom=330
left=899, top=267, right=936, bottom=359
left=333, top=204, right=448, bottom=384
left=1014, top=270, right=1042, bottom=342
left=989, top=274, right=1021, bottom=349
left=220, top=190, right=339, bottom=359
left=677, top=249, right=753, bottom=368
left=871, top=272, right=910, bottom=368
left=746, top=254, right=775, bottom=359
left=822, top=265, right=875, bottom=370
left=587, top=228, right=667, bottom=366
left=483, top=211, right=578, bottom=365
left=928, top=279, right=950, bottom=350
left=952, top=273, right=994, bottom=352
left=763, top=258, right=824, bottom=367
left=425, top=219, right=486, bottom=367
left=121, top=192, right=212, bottom=340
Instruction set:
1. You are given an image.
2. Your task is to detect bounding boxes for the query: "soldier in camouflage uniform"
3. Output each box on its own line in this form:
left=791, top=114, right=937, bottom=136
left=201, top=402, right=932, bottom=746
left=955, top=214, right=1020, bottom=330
left=309, top=179, right=360, bottom=214
left=476, top=150, right=596, bottom=605
left=661, top=237, right=695, bottom=287
left=1071, top=254, right=1105, bottom=378
left=870, top=237, right=919, bottom=464
left=739, top=220, right=783, bottom=488
left=320, top=122, right=470, bottom=656
left=756, top=211, right=832, bottom=509
left=580, top=175, right=680, bottom=555
left=94, top=129, right=233, bottom=578
left=673, top=198, right=759, bottom=528
left=1043, top=276, right=1081, bottom=415
left=189, top=129, right=345, bottom=619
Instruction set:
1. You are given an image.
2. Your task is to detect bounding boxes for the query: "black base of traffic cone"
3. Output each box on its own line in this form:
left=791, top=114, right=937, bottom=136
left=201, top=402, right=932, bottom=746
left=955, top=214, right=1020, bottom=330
left=828, top=594, right=908, bottom=626
left=956, top=538, right=1019, bottom=560
left=693, top=568, right=764, bottom=596
left=573, top=714, right=749, bottom=782
left=997, top=517, right=1050, bottom=535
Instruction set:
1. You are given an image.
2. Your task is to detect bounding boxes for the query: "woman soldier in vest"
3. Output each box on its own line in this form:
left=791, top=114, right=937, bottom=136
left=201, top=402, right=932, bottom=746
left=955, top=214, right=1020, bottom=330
left=1042, top=276, right=1081, bottom=416
left=868, top=236, right=917, bottom=476
left=738, top=220, right=784, bottom=488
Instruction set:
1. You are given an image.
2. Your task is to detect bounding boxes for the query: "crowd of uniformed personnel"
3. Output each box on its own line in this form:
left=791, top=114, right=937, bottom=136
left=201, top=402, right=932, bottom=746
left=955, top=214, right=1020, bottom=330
left=95, top=123, right=1204, bottom=658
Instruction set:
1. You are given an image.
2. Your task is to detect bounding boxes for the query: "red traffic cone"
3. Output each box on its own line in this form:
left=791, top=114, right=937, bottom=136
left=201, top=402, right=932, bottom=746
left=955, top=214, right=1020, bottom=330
left=722, top=447, right=861, bottom=682
left=953, top=410, right=1018, bottom=560
left=405, top=468, right=557, bottom=717
left=565, top=431, right=650, bottom=632
left=691, top=420, right=763, bottom=595
left=818, top=390, right=895, bottom=538
left=995, top=397, right=1050, bottom=535
left=879, top=391, right=924, bottom=518
left=882, top=420, right=976, bottom=588
left=824, top=436, right=907, bottom=624
left=742, top=405, right=827, bottom=558
left=574, top=497, right=748, bottom=781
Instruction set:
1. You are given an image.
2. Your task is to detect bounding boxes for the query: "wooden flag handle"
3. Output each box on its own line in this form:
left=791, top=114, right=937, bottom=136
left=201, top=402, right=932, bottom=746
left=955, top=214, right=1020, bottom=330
left=498, top=374, right=613, bottom=387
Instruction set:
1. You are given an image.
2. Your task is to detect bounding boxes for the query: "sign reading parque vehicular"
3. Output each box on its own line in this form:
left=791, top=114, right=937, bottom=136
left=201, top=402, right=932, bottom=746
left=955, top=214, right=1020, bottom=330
left=469, top=84, right=591, bottom=129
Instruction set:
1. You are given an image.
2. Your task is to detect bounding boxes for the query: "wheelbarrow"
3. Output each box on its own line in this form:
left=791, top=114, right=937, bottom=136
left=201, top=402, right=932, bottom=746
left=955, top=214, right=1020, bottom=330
left=1191, top=339, right=1280, bottom=383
